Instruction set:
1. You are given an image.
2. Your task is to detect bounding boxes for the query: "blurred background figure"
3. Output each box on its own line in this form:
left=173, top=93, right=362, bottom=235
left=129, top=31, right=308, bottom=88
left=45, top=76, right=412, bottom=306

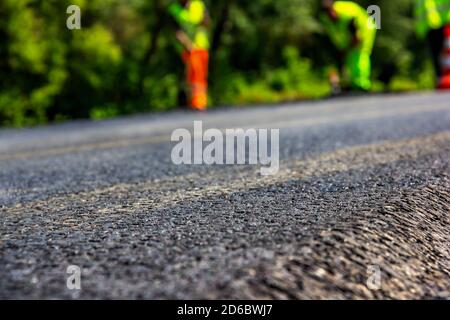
left=0, top=1, right=443, bottom=127
left=168, top=0, right=211, bottom=110
left=320, top=0, right=377, bottom=93
left=415, top=0, right=450, bottom=89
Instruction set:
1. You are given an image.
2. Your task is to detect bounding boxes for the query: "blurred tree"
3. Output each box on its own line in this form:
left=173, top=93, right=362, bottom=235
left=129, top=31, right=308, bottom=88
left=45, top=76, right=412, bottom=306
left=0, top=0, right=433, bottom=127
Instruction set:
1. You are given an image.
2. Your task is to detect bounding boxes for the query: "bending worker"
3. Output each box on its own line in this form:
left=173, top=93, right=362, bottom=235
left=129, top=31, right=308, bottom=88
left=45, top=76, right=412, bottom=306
left=415, top=0, right=450, bottom=89
left=320, top=0, right=377, bottom=92
left=169, top=0, right=210, bottom=110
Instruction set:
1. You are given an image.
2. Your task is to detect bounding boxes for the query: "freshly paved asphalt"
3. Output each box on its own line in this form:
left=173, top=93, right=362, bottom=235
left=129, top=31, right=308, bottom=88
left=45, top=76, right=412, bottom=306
left=0, top=92, right=449, bottom=299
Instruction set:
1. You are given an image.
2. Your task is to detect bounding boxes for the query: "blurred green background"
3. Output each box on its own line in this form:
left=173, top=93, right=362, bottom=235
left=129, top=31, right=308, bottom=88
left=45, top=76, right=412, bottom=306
left=0, top=0, right=436, bottom=127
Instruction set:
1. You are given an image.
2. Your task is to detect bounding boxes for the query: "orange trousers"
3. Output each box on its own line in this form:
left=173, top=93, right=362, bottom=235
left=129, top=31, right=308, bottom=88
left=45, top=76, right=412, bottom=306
left=182, top=50, right=209, bottom=110
left=438, top=25, right=450, bottom=90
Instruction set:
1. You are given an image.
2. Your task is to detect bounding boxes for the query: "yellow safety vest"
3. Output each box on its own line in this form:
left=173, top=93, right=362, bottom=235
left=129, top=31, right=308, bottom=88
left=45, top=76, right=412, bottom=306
left=320, top=1, right=376, bottom=53
left=415, top=0, right=450, bottom=38
left=168, top=0, right=210, bottom=50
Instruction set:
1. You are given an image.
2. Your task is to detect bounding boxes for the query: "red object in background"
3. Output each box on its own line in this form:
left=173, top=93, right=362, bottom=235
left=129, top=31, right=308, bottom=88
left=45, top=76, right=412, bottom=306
left=182, top=50, right=209, bottom=110
left=438, top=25, right=450, bottom=90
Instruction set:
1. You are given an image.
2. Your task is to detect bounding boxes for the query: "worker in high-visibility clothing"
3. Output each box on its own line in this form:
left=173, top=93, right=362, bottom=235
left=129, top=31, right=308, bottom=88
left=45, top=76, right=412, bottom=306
left=168, top=0, right=210, bottom=110
left=415, top=0, right=450, bottom=88
left=320, top=0, right=377, bottom=92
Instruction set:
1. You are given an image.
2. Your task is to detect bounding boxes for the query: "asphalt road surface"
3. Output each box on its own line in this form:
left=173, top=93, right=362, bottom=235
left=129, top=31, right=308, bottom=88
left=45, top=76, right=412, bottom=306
left=1, top=92, right=449, bottom=299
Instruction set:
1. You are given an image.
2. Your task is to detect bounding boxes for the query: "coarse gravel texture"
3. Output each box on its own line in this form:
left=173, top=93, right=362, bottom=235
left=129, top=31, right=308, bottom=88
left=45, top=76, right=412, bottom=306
left=0, top=92, right=449, bottom=299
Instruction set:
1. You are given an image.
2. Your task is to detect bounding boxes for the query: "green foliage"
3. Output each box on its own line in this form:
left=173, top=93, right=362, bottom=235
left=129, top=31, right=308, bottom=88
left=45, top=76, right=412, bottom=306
left=0, top=0, right=434, bottom=127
